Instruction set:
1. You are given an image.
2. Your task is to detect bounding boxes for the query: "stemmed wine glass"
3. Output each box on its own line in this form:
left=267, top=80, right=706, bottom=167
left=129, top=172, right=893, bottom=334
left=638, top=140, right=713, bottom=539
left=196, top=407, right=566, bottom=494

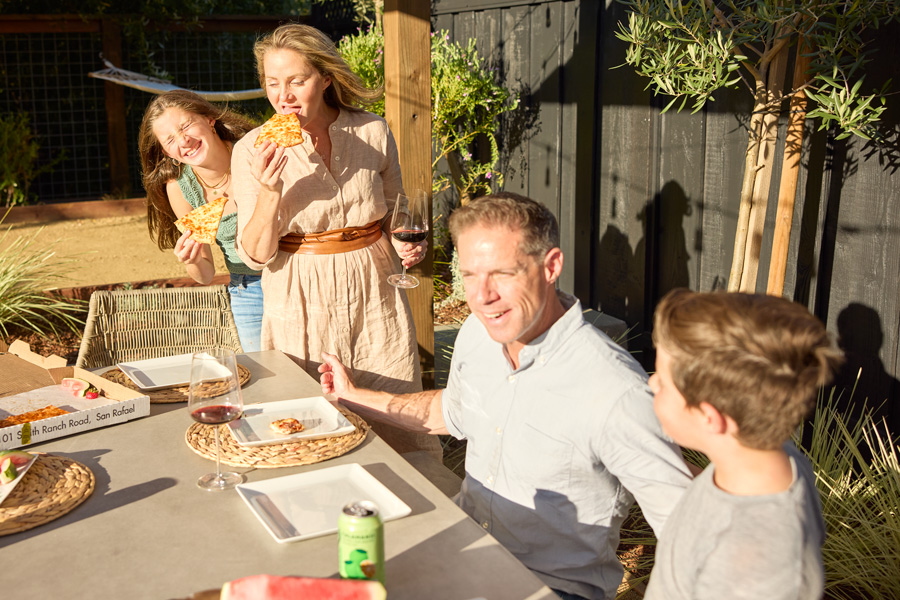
left=188, top=347, right=244, bottom=491
left=388, top=190, right=429, bottom=289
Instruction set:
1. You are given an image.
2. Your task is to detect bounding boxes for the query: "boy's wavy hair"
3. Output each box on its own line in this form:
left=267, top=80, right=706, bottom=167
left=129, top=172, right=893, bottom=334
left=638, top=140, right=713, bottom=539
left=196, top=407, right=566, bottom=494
left=653, top=289, right=844, bottom=450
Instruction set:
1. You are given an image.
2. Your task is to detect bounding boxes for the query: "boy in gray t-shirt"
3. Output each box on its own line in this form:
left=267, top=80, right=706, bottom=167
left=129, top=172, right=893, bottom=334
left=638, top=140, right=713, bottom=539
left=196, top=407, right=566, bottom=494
left=644, top=290, right=842, bottom=600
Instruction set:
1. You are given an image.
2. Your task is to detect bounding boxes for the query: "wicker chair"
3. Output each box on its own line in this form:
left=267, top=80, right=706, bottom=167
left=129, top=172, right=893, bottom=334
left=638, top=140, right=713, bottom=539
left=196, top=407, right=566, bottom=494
left=75, top=286, right=244, bottom=369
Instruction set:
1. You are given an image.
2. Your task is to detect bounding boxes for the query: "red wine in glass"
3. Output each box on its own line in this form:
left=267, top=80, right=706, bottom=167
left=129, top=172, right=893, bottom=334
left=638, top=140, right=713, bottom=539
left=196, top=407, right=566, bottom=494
left=388, top=190, right=428, bottom=289
left=188, top=348, right=244, bottom=491
left=392, top=229, right=428, bottom=244
left=191, top=404, right=242, bottom=425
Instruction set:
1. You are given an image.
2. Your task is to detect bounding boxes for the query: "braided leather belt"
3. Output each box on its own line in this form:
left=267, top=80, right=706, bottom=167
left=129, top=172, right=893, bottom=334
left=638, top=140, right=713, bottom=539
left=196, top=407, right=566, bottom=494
left=278, top=220, right=383, bottom=255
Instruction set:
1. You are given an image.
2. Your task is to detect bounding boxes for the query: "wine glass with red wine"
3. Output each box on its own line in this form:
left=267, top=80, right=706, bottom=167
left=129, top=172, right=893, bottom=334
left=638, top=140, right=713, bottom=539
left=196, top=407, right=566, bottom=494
left=388, top=190, right=429, bottom=289
left=188, top=347, right=244, bottom=491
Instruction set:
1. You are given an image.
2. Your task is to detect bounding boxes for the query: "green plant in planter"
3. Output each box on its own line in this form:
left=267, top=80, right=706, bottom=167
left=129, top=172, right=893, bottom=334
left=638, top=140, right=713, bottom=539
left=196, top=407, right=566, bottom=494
left=338, top=26, right=519, bottom=206
left=0, top=214, right=85, bottom=339
left=0, top=113, right=66, bottom=207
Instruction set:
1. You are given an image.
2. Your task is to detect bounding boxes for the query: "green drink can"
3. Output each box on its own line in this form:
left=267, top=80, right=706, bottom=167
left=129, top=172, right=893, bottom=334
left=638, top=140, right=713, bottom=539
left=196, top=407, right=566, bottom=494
left=338, top=500, right=385, bottom=584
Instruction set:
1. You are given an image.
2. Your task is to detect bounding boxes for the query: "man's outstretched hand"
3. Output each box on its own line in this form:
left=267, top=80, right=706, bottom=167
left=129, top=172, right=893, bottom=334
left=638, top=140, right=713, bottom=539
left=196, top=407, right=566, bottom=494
left=318, top=352, right=355, bottom=399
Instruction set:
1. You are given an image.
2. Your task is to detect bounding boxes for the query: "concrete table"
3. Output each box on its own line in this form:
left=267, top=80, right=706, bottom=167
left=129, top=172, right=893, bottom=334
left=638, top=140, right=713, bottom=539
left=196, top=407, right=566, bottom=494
left=1, top=350, right=556, bottom=600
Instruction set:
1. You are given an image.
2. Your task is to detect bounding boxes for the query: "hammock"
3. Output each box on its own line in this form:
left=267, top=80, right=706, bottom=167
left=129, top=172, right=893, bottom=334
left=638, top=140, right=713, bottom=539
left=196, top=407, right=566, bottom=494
left=88, top=58, right=265, bottom=101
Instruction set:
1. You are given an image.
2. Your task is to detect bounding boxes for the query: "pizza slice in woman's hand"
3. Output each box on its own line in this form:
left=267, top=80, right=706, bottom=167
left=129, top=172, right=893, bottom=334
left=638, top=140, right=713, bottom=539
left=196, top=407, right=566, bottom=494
left=254, top=113, right=305, bottom=148
left=174, top=196, right=228, bottom=244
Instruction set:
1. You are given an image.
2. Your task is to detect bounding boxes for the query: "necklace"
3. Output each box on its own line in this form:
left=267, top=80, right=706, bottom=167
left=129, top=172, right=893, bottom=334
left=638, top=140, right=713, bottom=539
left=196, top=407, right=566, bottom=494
left=194, top=167, right=230, bottom=190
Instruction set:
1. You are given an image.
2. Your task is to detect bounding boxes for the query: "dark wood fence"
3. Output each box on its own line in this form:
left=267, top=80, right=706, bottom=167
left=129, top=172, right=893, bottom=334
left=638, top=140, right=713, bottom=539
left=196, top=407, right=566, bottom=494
left=434, top=0, right=900, bottom=425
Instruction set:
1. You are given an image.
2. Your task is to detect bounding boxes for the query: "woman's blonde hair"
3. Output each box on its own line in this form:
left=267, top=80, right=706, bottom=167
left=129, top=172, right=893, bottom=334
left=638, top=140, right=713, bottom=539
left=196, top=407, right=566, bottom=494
left=253, top=23, right=381, bottom=110
left=138, top=90, right=253, bottom=250
left=653, top=289, right=843, bottom=450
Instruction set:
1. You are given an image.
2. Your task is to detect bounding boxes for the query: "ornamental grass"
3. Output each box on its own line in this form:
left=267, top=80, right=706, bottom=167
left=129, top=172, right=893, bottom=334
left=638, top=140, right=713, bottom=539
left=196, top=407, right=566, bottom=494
left=0, top=213, right=84, bottom=339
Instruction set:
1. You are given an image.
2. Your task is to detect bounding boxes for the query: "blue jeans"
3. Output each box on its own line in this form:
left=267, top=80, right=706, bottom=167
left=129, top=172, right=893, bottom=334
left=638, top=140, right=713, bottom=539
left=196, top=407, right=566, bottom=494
left=228, top=273, right=263, bottom=352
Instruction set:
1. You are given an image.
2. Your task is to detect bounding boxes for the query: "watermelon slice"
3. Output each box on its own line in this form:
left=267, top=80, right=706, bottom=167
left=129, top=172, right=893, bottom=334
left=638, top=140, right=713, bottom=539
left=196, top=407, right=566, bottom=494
left=0, top=457, right=17, bottom=484
left=0, top=450, right=33, bottom=468
left=220, top=575, right=386, bottom=600
left=62, top=378, right=91, bottom=397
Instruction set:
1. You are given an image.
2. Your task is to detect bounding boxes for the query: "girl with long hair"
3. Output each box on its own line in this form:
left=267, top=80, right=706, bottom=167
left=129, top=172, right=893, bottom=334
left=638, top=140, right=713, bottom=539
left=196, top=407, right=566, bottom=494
left=138, top=90, right=264, bottom=351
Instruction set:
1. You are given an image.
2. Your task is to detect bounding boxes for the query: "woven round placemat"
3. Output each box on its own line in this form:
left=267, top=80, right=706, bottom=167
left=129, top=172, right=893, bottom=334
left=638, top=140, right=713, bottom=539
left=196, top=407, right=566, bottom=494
left=101, top=364, right=252, bottom=404
left=0, top=454, right=95, bottom=536
left=184, top=406, right=369, bottom=468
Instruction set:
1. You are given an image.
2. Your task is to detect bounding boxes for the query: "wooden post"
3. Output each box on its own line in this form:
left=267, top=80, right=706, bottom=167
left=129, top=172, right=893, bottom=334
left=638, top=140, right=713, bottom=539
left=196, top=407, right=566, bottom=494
left=383, top=0, right=434, bottom=387
left=101, top=18, right=130, bottom=196
left=767, top=39, right=811, bottom=297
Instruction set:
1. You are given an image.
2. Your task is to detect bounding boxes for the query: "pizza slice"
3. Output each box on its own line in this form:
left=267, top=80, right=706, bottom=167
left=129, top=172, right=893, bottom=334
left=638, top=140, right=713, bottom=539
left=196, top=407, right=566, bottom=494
left=254, top=113, right=305, bottom=148
left=174, top=196, right=228, bottom=244
left=0, top=405, right=69, bottom=428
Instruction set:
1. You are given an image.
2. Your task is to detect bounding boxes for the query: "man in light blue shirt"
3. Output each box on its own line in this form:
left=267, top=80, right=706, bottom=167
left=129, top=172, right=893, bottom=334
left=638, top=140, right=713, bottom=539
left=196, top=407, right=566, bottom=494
left=320, top=193, right=692, bottom=599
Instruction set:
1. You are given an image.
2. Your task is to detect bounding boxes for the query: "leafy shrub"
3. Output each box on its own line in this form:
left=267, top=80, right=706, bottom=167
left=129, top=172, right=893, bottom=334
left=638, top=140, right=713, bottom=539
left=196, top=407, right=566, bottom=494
left=0, top=113, right=66, bottom=207
left=338, top=26, right=519, bottom=205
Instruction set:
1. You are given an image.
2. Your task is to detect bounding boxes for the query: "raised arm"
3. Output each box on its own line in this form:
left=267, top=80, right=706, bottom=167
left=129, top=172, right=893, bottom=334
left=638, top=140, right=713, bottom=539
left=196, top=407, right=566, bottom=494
left=319, top=352, right=447, bottom=435
left=232, top=138, right=287, bottom=267
left=166, top=180, right=216, bottom=284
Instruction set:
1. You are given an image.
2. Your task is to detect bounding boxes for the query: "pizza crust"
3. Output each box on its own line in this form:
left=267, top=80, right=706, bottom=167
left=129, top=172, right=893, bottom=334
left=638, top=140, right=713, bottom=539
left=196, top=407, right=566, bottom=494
left=174, top=196, right=228, bottom=244
left=254, top=114, right=305, bottom=148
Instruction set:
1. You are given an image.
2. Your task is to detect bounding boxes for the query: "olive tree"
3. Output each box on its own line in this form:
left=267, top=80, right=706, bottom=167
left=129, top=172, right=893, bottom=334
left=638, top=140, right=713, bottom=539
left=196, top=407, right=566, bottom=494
left=616, top=0, right=900, bottom=294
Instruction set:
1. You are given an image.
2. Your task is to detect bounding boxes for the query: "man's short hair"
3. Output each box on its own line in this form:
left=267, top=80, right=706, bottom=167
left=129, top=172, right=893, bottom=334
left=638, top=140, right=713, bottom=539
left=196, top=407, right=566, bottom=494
left=653, top=289, right=843, bottom=450
left=448, top=192, right=559, bottom=258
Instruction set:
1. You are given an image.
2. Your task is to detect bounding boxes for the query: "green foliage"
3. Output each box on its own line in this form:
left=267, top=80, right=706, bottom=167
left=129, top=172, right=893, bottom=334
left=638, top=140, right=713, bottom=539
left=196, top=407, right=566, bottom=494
left=0, top=113, right=66, bottom=208
left=615, top=0, right=899, bottom=138
left=0, top=215, right=85, bottom=339
left=798, top=393, right=900, bottom=600
left=337, top=26, right=519, bottom=204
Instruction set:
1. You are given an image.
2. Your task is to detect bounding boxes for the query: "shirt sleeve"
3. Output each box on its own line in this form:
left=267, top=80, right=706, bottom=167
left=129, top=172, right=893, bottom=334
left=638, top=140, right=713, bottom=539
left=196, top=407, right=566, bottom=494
left=231, top=134, right=274, bottom=270
left=598, top=384, right=693, bottom=535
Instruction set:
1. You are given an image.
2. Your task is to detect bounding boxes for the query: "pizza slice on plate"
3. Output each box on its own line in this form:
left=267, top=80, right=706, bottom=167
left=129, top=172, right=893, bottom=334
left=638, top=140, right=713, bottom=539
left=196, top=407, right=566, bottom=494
left=174, top=196, right=228, bottom=244
left=254, top=113, right=305, bottom=148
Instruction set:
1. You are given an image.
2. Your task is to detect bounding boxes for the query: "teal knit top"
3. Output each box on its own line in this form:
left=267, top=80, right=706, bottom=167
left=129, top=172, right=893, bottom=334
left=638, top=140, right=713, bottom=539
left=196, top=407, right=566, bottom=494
left=176, top=166, right=260, bottom=276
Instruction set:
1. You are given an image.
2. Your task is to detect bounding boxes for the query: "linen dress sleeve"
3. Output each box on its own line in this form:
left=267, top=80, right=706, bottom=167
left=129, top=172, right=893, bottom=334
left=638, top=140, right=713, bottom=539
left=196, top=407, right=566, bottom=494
left=596, top=384, right=693, bottom=535
left=230, top=134, right=273, bottom=270
left=380, top=122, right=405, bottom=231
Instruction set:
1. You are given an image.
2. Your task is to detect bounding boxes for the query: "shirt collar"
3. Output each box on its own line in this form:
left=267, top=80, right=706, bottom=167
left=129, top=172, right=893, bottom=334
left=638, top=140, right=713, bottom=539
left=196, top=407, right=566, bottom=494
left=511, top=291, right=583, bottom=372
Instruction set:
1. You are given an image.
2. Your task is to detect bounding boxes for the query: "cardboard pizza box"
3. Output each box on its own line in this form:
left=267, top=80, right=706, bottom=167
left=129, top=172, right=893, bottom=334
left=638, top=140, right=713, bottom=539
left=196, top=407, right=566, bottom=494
left=0, top=340, right=150, bottom=450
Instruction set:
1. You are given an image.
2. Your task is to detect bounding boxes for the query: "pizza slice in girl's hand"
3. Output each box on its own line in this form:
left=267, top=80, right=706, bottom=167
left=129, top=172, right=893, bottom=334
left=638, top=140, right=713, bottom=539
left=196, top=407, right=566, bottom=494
left=174, top=196, right=228, bottom=244
left=254, top=113, right=305, bottom=148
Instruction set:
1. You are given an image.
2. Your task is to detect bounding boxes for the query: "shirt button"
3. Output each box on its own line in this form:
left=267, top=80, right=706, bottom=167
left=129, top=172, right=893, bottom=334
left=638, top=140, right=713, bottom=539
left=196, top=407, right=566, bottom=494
left=332, top=185, right=338, bottom=191
left=487, top=476, right=494, bottom=484
left=331, top=125, right=337, bottom=130
left=334, top=155, right=341, bottom=161
left=342, top=326, right=349, bottom=333
left=539, top=356, right=546, bottom=364
left=482, top=522, right=489, bottom=529
left=507, top=375, right=515, bottom=383
left=495, top=427, right=502, bottom=435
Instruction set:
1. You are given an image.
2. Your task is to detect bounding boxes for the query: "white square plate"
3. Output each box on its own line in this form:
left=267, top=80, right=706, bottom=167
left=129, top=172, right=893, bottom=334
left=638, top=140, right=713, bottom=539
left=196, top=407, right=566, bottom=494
left=227, top=397, right=355, bottom=447
left=0, top=452, right=38, bottom=507
left=235, top=463, right=412, bottom=543
left=117, top=353, right=195, bottom=391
